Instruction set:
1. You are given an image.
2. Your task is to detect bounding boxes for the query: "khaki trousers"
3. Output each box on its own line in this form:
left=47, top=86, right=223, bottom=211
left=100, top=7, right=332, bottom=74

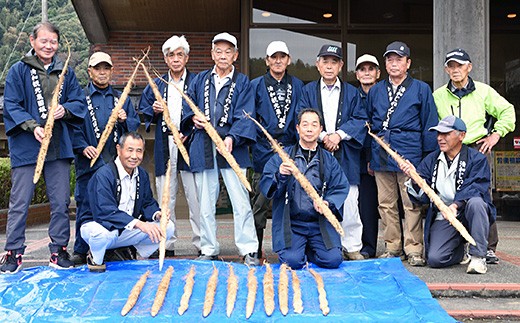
left=374, top=171, right=423, bottom=255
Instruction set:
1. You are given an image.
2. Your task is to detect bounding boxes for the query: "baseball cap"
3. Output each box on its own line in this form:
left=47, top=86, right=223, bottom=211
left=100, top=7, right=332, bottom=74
left=444, top=48, right=471, bottom=66
left=356, top=54, right=379, bottom=69
left=212, top=32, right=237, bottom=48
left=266, top=41, right=290, bottom=57
left=429, top=115, right=467, bottom=133
left=317, top=44, right=342, bottom=59
left=383, top=41, right=411, bottom=57
left=88, top=52, right=113, bottom=67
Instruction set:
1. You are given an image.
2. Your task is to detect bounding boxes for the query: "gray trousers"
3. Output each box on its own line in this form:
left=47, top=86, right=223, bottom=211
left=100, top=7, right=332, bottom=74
left=5, top=159, right=71, bottom=254
left=427, top=197, right=489, bottom=268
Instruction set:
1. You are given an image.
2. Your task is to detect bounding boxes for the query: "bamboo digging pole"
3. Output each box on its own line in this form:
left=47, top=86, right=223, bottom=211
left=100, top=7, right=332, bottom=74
left=156, top=73, right=252, bottom=192
left=139, top=62, right=190, bottom=167
left=89, top=53, right=147, bottom=167
left=244, top=112, right=344, bottom=236
left=366, top=123, right=476, bottom=246
left=33, top=41, right=71, bottom=184
left=158, top=160, right=171, bottom=271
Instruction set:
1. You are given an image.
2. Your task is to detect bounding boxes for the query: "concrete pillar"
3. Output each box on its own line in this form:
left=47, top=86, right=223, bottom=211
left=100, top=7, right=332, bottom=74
left=433, top=0, right=489, bottom=90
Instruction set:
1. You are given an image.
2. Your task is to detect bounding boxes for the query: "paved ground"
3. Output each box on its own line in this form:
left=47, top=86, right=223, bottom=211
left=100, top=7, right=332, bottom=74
left=1, top=215, right=519, bottom=321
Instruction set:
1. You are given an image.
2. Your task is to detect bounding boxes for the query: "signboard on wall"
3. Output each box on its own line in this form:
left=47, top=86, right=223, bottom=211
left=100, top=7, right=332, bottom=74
left=495, top=151, right=520, bottom=191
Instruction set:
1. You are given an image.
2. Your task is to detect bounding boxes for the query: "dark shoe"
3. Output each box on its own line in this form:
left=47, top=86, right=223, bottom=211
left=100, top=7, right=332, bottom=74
left=407, top=253, right=426, bottom=267
left=360, top=252, right=370, bottom=259
left=49, top=247, right=74, bottom=270
left=195, top=254, right=219, bottom=261
left=87, top=251, right=106, bottom=273
left=486, top=250, right=499, bottom=264
left=0, top=250, right=23, bottom=274
left=244, top=252, right=260, bottom=266
left=149, top=249, right=175, bottom=259
left=379, top=249, right=405, bottom=260
left=71, top=252, right=87, bottom=265
left=104, top=247, right=136, bottom=262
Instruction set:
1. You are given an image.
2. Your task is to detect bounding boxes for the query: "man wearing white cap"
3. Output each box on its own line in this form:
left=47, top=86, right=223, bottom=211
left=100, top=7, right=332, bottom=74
left=181, top=32, right=260, bottom=265
left=355, top=54, right=381, bottom=259
left=433, top=48, right=515, bottom=265
left=250, top=41, right=304, bottom=258
left=367, top=41, right=438, bottom=266
left=297, top=44, right=368, bottom=261
left=72, top=51, right=140, bottom=264
left=139, top=35, right=201, bottom=257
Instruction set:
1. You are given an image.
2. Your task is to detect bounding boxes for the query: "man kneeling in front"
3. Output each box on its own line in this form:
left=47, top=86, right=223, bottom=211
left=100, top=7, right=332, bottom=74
left=260, top=108, right=349, bottom=269
left=79, top=131, right=174, bottom=272
left=399, top=116, right=495, bottom=274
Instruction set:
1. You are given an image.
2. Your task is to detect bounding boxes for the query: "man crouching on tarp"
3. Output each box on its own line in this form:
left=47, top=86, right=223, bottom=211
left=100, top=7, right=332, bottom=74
left=79, top=131, right=174, bottom=272
left=399, top=116, right=495, bottom=274
left=260, top=108, right=349, bottom=269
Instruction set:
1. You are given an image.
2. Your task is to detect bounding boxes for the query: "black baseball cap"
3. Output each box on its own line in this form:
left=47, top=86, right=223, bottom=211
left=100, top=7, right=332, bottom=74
left=383, top=41, right=410, bottom=57
left=444, top=48, right=471, bottom=66
left=317, top=44, right=342, bottom=59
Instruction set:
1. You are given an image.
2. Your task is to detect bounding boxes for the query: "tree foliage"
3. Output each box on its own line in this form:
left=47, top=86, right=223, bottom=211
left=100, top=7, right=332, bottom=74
left=0, top=0, right=89, bottom=86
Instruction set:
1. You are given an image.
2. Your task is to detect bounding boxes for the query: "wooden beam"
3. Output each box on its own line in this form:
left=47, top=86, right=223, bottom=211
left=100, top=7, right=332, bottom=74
left=71, top=0, right=109, bottom=44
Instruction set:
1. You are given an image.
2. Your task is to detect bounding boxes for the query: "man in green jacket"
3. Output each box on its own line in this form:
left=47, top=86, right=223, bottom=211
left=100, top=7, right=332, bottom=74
left=433, top=48, right=515, bottom=265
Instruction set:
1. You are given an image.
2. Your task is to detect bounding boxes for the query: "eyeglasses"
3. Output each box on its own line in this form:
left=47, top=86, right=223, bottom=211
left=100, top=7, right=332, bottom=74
left=213, top=49, right=235, bottom=57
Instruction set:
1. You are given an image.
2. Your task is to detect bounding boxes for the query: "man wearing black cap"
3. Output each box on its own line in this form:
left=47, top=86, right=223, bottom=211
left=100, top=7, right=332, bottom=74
left=367, top=41, right=439, bottom=266
left=250, top=41, right=304, bottom=258
left=433, top=48, right=515, bottom=265
left=72, top=51, right=140, bottom=264
left=298, top=44, right=368, bottom=261
left=181, top=32, right=260, bottom=266
left=399, top=116, right=495, bottom=274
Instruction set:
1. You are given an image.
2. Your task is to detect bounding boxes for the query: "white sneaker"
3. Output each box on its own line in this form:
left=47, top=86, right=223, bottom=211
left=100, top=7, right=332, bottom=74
left=466, top=256, right=487, bottom=274
left=459, top=244, right=470, bottom=265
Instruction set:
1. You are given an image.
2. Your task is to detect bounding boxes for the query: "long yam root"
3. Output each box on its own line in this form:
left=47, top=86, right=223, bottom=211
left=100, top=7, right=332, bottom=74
left=278, top=263, right=289, bottom=316
left=178, top=265, right=195, bottom=315
left=226, top=264, right=238, bottom=317
left=120, top=270, right=150, bottom=316
left=309, top=268, right=329, bottom=316
left=203, top=264, right=218, bottom=317
left=291, top=269, right=303, bottom=314
left=151, top=266, right=173, bottom=317
left=158, top=160, right=171, bottom=271
left=33, top=41, right=71, bottom=184
left=263, top=261, right=275, bottom=316
left=245, top=267, right=257, bottom=319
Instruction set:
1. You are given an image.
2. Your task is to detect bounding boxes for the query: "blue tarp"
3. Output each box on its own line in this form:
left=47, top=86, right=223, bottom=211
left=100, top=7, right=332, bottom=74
left=0, top=258, right=455, bottom=322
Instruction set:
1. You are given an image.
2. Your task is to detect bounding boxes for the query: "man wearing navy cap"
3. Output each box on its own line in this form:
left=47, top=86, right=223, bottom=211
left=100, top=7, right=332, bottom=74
left=181, top=32, right=260, bottom=266
left=297, top=44, right=368, bottom=261
left=367, top=41, right=439, bottom=266
left=250, top=41, right=304, bottom=258
left=433, top=48, right=515, bottom=265
left=399, top=116, right=495, bottom=274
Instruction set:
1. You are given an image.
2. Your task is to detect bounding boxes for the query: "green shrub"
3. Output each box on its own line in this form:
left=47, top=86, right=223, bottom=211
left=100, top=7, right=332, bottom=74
left=0, top=158, right=76, bottom=209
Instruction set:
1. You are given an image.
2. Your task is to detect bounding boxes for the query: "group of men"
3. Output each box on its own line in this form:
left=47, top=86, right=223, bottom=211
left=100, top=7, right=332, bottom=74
left=0, top=21, right=515, bottom=275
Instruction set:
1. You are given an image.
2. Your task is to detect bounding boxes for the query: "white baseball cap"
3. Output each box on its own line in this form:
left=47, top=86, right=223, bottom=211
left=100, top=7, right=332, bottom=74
left=356, top=54, right=379, bottom=70
left=88, top=52, right=113, bottom=67
left=212, top=32, right=237, bottom=48
left=266, top=41, right=289, bottom=57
